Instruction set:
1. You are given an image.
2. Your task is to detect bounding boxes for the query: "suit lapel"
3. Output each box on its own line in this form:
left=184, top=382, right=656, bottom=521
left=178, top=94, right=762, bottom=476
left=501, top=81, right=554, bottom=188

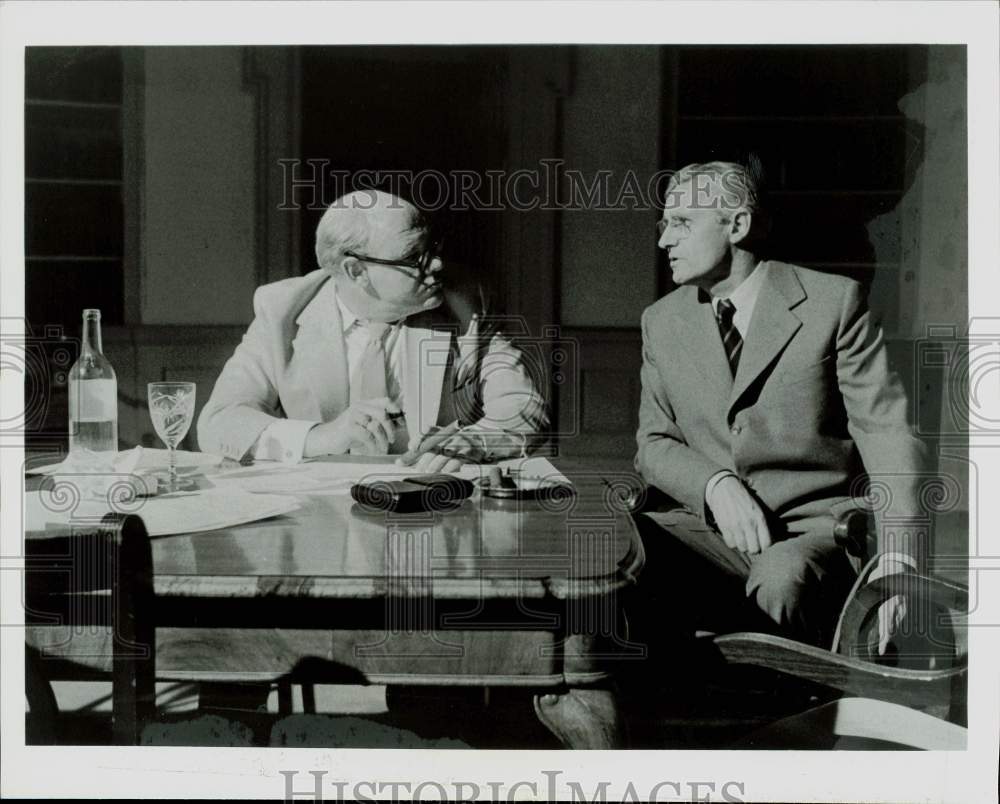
left=286, top=276, right=349, bottom=422
left=401, top=322, right=452, bottom=448
left=672, top=286, right=734, bottom=398
left=729, top=261, right=806, bottom=412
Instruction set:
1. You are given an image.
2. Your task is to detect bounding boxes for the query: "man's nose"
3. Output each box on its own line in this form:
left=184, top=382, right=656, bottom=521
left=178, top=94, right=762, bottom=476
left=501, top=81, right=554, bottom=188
left=658, top=230, right=674, bottom=251
left=425, top=256, right=444, bottom=276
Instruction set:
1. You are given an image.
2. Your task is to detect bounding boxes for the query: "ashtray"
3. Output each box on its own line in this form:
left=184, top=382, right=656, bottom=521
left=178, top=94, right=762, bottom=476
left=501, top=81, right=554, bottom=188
left=478, top=467, right=576, bottom=501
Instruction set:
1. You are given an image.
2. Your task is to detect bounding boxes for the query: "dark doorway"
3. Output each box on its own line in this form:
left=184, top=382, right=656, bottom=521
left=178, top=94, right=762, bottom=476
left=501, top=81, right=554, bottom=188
left=299, top=46, right=510, bottom=308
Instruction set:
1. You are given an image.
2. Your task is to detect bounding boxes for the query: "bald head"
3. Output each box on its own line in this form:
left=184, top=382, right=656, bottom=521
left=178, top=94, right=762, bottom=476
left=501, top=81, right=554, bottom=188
left=314, top=189, right=444, bottom=322
left=315, top=189, right=426, bottom=272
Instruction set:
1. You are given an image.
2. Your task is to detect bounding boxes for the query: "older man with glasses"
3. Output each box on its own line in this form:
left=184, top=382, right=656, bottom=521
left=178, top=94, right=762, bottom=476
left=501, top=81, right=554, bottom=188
left=198, top=188, right=547, bottom=471
left=633, top=159, right=927, bottom=654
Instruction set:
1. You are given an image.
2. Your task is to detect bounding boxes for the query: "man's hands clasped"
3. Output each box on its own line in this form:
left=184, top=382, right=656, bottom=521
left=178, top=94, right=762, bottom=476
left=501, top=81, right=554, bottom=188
left=303, top=401, right=487, bottom=470
left=304, top=397, right=401, bottom=457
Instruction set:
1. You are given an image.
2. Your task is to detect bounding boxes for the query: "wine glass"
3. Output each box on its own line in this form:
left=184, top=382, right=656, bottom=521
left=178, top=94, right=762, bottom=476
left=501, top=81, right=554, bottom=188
left=147, top=382, right=196, bottom=491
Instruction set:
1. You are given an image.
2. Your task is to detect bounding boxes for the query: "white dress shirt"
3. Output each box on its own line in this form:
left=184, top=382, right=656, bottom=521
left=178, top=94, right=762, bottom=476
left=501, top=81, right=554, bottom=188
left=252, top=290, right=405, bottom=463
left=709, top=259, right=766, bottom=341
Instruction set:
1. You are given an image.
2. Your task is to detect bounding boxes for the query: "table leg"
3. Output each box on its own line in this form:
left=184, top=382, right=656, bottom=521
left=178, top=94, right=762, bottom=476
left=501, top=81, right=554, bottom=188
left=533, top=686, right=626, bottom=748
left=26, top=646, right=58, bottom=745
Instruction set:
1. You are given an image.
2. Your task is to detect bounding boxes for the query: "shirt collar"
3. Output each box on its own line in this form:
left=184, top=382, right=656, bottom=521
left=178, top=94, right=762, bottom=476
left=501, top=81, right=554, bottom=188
left=335, top=289, right=360, bottom=333
left=711, top=260, right=765, bottom=315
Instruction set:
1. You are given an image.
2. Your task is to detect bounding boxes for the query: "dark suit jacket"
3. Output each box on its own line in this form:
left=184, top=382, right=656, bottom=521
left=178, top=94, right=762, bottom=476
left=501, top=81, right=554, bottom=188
left=636, top=260, right=926, bottom=557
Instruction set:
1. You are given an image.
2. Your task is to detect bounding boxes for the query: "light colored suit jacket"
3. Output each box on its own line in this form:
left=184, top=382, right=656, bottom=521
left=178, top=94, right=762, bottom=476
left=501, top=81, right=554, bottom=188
left=636, top=260, right=926, bottom=555
left=198, top=269, right=548, bottom=461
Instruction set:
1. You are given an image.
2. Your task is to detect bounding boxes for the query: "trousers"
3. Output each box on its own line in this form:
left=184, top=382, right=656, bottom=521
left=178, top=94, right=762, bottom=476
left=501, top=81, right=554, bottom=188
left=633, top=508, right=857, bottom=649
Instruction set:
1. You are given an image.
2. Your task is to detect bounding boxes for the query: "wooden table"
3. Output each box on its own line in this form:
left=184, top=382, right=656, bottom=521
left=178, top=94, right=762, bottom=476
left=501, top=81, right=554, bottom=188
left=28, top=459, right=645, bottom=748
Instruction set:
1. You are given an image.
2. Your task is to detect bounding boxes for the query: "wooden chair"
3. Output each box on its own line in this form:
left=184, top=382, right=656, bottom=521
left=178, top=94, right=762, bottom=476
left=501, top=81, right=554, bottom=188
left=625, top=488, right=968, bottom=749
left=25, top=512, right=156, bottom=745
left=712, top=508, right=967, bottom=748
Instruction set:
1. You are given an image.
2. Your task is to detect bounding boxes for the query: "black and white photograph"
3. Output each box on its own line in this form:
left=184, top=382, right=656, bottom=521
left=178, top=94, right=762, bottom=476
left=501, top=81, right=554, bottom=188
left=1, top=2, right=998, bottom=801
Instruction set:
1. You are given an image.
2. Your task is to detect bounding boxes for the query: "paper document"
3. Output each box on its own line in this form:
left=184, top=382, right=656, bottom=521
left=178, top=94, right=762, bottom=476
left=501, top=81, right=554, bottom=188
left=24, top=488, right=300, bottom=537
left=495, top=456, right=571, bottom=487
left=206, top=455, right=570, bottom=496
left=30, top=447, right=222, bottom=476
left=208, top=459, right=483, bottom=496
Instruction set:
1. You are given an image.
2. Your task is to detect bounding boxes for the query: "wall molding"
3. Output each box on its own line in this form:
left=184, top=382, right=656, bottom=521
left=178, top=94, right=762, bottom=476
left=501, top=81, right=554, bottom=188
left=121, top=48, right=146, bottom=325
left=243, top=47, right=302, bottom=284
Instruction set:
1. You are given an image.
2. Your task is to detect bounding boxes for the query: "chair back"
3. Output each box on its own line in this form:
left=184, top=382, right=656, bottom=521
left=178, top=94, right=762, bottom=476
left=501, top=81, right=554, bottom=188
left=832, top=553, right=968, bottom=723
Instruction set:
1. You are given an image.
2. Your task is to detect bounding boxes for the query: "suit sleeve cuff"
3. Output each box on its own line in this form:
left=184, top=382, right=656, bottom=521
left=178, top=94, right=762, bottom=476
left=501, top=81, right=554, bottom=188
left=704, top=470, right=738, bottom=505
left=252, top=419, right=319, bottom=464
left=703, top=469, right=738, bottom=525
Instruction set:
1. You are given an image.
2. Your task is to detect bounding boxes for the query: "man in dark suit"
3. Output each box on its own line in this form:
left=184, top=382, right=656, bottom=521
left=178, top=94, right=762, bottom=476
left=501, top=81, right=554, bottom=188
left=634, top=161, right=926, bottom=648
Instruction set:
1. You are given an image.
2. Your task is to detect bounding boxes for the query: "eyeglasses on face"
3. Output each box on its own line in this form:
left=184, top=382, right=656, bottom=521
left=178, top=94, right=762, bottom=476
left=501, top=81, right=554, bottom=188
left=344, top=237, right=444, bottom=277
left=656, top=218, right=693, bottom=239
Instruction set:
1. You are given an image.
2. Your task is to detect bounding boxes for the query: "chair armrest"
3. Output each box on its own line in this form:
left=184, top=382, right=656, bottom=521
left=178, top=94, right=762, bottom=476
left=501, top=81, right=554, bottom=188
left=862, top=572, right=968, bottom=613
left=834, top=559, right=968, bottom=658
left=832, top=507, right=875, bottom=559
left=712, top=631, right=963, bottom=712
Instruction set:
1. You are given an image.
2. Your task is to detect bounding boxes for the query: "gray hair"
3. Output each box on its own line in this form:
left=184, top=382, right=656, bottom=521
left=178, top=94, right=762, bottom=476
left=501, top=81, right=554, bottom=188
left=666, top=157, right=770, bottom=243
left=667, top=158, right=766, bottom=221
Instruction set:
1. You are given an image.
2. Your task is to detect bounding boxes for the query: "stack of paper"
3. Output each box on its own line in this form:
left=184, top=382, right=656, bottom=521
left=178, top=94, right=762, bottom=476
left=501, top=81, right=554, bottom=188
left=204, top=455, right=570, bottom=497
left=24, top=488, right=300, bottom=537
left=500, top=456, right=570, bottom=487
left=207, top=459, right=482, bottom=496
left=30, top=447, right=221, bottom=478
left=24, top=446, right=571, bottom=537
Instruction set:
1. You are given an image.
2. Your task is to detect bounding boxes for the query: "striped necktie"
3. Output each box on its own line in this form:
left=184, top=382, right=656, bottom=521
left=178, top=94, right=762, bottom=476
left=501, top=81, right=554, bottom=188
left=715, top=298, right=742, bottom=376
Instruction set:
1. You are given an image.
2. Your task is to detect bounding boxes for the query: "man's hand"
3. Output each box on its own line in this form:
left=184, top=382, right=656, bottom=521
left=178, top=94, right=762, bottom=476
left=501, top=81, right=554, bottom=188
left=303, top=398, right=401, bottom=457
left=401, top=431, right=485, bottom=474
left=869, top=554, right=914, bottom=656
left=706, top=475, right=773, bottom=555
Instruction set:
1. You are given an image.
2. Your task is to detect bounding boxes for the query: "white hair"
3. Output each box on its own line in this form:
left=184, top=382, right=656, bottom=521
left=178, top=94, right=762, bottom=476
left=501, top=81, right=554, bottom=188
left=667, top=157, right=770, bottom=242
left=314, top=189, right=421, bottom=272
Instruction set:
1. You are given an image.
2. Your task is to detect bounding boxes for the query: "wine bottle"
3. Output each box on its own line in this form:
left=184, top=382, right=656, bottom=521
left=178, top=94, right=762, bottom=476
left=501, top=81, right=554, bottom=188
left=68, top=309, right=118, bottom=453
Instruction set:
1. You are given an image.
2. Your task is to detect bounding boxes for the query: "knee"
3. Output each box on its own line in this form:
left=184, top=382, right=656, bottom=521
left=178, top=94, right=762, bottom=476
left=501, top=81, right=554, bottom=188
left=746, top=549, right=812, bottom=626
left=746, top=540, right=841, bottom=636
left=746, top=540, right=852, bottom=643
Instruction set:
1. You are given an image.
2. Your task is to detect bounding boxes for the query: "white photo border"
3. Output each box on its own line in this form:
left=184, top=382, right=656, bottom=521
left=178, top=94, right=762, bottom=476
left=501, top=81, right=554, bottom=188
left=2, top=2, right=998, bottom=802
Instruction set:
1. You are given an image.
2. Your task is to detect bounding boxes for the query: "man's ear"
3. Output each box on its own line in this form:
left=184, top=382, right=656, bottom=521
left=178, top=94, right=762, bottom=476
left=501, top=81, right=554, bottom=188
left=342, top=256, right=369, bottom=285
left=728, top=209, right=753, bottom=246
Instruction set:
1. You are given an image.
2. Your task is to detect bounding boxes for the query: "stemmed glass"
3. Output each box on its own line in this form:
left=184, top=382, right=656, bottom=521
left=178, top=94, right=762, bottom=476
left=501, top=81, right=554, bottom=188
left=147, top=382, right=196, bottom=491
